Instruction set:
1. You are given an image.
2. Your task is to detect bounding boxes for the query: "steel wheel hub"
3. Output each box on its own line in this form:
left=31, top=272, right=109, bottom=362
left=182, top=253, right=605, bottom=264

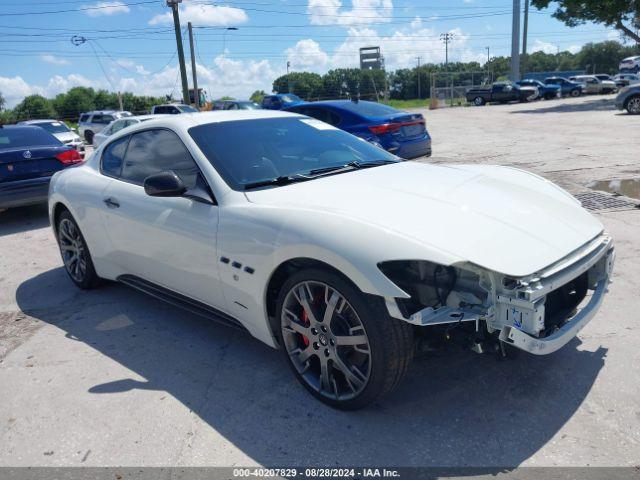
left=281, top=281, right=371, bottom=401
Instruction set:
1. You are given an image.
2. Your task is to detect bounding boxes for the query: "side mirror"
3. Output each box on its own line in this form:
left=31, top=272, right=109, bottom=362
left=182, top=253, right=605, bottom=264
left=143, top=171, right=186, bottom=197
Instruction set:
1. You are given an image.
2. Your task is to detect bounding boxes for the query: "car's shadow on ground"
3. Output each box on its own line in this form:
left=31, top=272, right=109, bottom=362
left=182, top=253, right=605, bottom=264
left=512, top=97, right=616, bottom=114
left=0, top=205, right=50, bottom=237
left=16, top=268, right=606, bottom=467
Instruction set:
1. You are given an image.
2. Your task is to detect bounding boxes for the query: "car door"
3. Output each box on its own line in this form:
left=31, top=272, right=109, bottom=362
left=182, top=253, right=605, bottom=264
left=99, top=128, right=225, bottom=309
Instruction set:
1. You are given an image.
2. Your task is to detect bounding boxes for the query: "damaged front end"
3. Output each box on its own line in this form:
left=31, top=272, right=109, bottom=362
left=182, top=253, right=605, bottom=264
left=380, top=234, right=615, bottom=356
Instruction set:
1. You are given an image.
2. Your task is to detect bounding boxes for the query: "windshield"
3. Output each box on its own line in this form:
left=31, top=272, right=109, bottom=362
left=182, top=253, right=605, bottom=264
left=33, top=121, right=71, bottom=134
left=280, top=94, right=302, bottom=104
left=0, top=127, right=62, bottom=149
left=239, top=102, right=260, bottom=109
left=336, top=101, right=400, bottom=117
left=189, top=117, right=398, bottom=190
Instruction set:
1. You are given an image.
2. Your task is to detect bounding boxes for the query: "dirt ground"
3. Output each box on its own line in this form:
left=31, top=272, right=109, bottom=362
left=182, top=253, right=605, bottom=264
left=0, top=94, right=639, bottom=468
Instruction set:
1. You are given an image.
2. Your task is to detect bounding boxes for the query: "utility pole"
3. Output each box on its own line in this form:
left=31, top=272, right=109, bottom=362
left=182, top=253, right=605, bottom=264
left=416, top=57, right=421, bottom=99
left=167, top=0, right=190, bottom=105
left=510, top=0, right=521, bottom=81
left=486, top=46, right=490, bottom=65
left=187, top=22, right=199, bottom=108
left=521, top=0, right=529, bottom=77
left=440, top=33, right=453, bottom=67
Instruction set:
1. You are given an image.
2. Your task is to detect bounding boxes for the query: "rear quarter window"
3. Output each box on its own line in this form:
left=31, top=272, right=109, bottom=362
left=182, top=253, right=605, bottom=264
left=101, top=136, right=130, bottom=177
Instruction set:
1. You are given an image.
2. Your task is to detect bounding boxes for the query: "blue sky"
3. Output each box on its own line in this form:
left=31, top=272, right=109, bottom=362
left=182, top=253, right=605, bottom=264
left=0, top=0, right=622, bottom=106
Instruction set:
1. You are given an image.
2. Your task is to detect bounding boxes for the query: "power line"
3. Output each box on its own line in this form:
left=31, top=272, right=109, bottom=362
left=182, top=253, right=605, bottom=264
left=0, top=0, right=159, bottom=16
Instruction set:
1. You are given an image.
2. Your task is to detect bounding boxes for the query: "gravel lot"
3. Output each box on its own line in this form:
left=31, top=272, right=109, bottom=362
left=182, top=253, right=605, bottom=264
left=1, top=94, right=639, bottom=468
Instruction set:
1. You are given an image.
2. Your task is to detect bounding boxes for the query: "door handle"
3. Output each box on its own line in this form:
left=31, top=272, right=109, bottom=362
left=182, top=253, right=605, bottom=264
left=103, top=197, right=120, bottom=209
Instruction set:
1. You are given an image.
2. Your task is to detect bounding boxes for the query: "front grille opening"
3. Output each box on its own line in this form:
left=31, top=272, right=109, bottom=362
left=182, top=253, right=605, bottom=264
left=541, top=272, right=589, bottom=337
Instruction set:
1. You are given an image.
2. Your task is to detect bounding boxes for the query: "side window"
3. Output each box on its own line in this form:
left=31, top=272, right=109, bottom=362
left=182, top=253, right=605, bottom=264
left=91, top=114, right=103, bottom=124
left=120, top=129, right=198, bottom=187
left=262, top=97, right=272, bottom=107
left=101, top=136, right=129, bottom=177
left=79, top=114, right=90, bottom=123
left=168, top=107, right=180, bottom=114
left=102, top=115, right=115, bottom=123
left=154, top=106, right=167, bottom=114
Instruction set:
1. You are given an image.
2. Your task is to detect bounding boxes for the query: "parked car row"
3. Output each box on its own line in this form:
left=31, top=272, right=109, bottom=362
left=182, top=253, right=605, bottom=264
left=466, top=74, right=623, bottom=106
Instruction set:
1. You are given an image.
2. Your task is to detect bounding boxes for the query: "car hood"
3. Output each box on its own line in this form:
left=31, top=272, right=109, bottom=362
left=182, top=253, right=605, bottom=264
left=245, top=162, right=603, bottom=277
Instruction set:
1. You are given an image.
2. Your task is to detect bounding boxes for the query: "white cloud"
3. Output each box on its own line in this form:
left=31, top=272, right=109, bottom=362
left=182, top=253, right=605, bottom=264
left=116, top=58, right=150, bottom=75
left=286, top=39, right=330, bottom=71
left=84, top=1, right=130, bottom=17
left=568, top=44, right=581, bottom=54
left=40, top=54, right=71, bottom=66
left=307, top=0, right=394, bottom=26
left=531, top=39, right=558, bottom=54
left=149, top=2, right=248, bottom=27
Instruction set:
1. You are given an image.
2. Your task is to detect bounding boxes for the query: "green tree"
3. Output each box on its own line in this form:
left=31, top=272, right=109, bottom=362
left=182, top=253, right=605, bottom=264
left=272, top=72, right=323, bottom=99
left=0, top=92, right=5, bottom=111
left=53, top=87, right=96, bottom=120
left=13, top=95, right=56, bottom=121
left=576, top=40, right=640, bottom=73
left=531, top=0, right=640, bottom=43
left=250, top=90, right=267, bottom=103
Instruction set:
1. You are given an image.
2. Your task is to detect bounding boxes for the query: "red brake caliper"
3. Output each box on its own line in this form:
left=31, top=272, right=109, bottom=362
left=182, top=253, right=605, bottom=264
left=300, top=308, right=310, bottom=347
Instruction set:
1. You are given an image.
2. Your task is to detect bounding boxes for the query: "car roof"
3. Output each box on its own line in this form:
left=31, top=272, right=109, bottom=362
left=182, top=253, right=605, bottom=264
left=110, top=110, right=303, bottom=132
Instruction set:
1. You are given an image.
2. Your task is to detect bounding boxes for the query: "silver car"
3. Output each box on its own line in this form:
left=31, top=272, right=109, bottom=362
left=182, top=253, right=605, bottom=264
left=78, top=110, right=131, bottom=145
left=18, top=119, right=85, bottom=156
left=570, top=75, right=617, bottom=94
left=615, top=85, right=640, bottom=114
left=92, top=114, right=160, bottom=149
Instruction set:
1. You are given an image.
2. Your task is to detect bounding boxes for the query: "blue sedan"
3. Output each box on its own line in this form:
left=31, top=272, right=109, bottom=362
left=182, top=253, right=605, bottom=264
left=0, top=125, right=83, bottom=209
left=516, top=79, right=561, bottom=100
left=284, top=100, right=432, bottom=159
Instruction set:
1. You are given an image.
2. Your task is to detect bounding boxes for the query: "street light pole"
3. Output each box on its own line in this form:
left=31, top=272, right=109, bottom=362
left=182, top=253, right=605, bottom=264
left=167, top=0, right=190, bottom=105
left=510, top=0, right=521, bottom=81
left=188, top=22, right=199, bottom=108
left=440, top=33, right=453, bottom=67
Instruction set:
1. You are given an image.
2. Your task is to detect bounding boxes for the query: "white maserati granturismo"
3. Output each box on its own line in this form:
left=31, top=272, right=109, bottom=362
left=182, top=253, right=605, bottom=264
left=48, top=110, right=614, bottom=409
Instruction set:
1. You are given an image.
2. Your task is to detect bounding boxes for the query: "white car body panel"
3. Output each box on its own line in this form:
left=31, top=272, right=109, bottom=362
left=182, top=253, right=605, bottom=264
left=49, top=111, right=609, bottom=349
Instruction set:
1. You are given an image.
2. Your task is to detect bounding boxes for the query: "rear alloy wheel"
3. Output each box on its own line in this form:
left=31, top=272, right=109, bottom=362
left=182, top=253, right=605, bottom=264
left=570, top=89, right=580, bottom=97
left=473, top=96, right=485, bottom=106
left=277, top=269, right=413, bottom=410
left=57, top=211, right=100, bottom=289
left=626, top=96, right=640, bottom=115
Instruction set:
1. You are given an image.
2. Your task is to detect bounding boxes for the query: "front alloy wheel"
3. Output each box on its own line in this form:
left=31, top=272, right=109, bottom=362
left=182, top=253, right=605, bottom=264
left=277, top=268, right=414, bottom=409
left=626, top=96, right=640, bottom=115
left=282, top=281, right=371, bottom=401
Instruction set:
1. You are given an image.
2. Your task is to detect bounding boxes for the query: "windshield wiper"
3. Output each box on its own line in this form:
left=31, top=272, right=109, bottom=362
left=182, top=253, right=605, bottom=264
left=243, top=175, right=309, bottom=190
left=307, top=159, right=397, bottom=176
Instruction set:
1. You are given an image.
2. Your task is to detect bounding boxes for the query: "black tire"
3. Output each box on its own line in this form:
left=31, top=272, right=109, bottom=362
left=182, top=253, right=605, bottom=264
left=569, top=88, right=580, bottom=97
left=84, top=130, right=94, bottom=145
left=56, top=210, right=101, bottom=289
left=473, top=96, right=485, bottom=106
left=626, top=95, right=640, bottom=115
left=276, top=268, right=414, bottom=410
